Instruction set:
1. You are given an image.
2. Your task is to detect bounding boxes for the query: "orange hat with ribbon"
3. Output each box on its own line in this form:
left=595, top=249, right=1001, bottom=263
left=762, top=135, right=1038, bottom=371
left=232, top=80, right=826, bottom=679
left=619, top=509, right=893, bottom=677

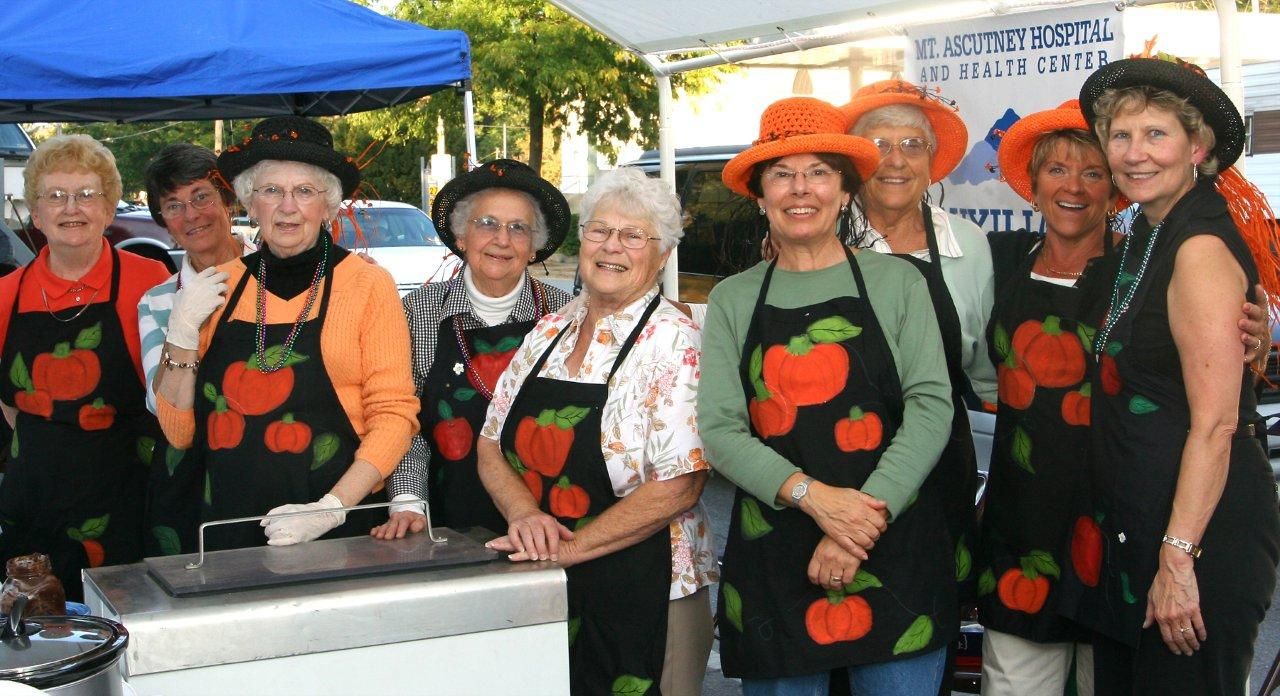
left=840, top=79, right=968, bottom=183
left=997, top=99, right=1127, bottom=211
left=722, top=97, right=880, bottom=199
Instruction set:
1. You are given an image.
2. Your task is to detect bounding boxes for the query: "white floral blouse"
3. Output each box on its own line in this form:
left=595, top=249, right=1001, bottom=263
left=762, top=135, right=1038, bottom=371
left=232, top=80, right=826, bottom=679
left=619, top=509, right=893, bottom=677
left=482, top=287, right=718, bottom=599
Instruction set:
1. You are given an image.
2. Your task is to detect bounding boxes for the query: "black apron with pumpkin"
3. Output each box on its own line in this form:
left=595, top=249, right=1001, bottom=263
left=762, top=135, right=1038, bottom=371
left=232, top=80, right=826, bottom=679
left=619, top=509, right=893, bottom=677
left=1059, top=183, right=1280, bottom=673
left=498, top=295, right=670, bottom=696
left=0, top=248, right=156, bottom=599
left=717, top=248, right=955, bottom=679
left=977, top=233, right=1111, bottom=644
left=421, top=280, right=551, bottom=535
left=191, top=248, right=383, bottom=552
left=891, top=202, right=979, bottom=602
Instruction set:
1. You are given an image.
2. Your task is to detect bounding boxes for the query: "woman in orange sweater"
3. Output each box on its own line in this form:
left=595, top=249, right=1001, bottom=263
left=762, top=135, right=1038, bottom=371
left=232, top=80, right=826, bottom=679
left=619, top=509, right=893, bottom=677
left=153, top=117, right=417, bottom=551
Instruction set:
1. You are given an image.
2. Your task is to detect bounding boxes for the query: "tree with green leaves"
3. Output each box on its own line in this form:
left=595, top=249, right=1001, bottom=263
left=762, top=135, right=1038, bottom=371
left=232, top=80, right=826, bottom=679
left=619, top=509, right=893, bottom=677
left=53, top=121, right=221, bottom=202
left=392, top=0, right=724, bottom=174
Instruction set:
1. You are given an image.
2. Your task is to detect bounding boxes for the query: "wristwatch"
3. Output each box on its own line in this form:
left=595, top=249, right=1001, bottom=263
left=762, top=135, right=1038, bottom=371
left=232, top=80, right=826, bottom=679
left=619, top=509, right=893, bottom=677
left=789, top=476, right=816, bottom=507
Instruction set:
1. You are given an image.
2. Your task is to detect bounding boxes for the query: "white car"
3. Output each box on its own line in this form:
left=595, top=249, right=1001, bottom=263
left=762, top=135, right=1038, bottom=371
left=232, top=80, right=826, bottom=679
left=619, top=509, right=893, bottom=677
left=336, top=200, right=461, bottom=296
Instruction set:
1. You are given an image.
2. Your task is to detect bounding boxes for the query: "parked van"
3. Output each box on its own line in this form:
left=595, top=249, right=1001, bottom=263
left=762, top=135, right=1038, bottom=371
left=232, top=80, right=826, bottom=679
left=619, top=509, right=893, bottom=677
left=624, top=145, right=756, bottom=302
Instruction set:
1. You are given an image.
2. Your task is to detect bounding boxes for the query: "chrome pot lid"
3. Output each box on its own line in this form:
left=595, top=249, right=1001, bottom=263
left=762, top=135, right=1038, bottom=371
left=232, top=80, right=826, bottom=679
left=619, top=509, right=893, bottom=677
left=0, top=597, right=128, bottom=689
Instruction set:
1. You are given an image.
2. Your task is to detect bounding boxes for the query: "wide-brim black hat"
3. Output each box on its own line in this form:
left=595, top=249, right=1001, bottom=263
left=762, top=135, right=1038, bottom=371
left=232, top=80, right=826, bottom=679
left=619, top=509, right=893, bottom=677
left=218, top=116, right=361, bottom=198
left=1080, top=57, right=1245, bottom=170
left=431, top=159, right=569, bottom=264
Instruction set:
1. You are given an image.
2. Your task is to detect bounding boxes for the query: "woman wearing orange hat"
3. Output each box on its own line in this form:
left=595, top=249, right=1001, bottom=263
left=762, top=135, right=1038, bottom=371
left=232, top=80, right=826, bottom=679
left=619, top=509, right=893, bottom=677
left=698, top=96, right=955, bottom=694
left=1057, top=56, right=1280, bottom=694
left=976, top=99, right=1122, bottom=696
left=840, top=82, right=992, bottom=617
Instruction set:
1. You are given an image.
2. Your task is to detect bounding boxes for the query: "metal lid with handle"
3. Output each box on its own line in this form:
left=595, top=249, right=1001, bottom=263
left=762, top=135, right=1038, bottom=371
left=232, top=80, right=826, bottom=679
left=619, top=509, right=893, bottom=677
left=0, top=594, right=129, bottom=690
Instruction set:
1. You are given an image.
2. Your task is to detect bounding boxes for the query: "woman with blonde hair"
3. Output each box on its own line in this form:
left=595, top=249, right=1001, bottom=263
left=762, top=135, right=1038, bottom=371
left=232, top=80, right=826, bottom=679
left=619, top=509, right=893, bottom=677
left=0, top=134, right=170, bottom=595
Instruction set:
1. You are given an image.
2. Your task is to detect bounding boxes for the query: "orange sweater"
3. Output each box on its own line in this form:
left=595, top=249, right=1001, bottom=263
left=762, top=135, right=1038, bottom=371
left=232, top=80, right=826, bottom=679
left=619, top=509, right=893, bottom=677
left=156, top=254, right=419, bottom=476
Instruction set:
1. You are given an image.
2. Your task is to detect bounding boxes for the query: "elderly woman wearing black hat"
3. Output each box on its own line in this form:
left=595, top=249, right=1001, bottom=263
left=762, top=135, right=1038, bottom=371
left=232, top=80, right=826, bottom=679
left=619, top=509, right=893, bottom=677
left=1056, top=57, right=1280, bottom=693
left=699, top=97, right=954, bottom=694
left=369, top=159, right=572, bottom=540
left=153, top=116, right=418, bottom=551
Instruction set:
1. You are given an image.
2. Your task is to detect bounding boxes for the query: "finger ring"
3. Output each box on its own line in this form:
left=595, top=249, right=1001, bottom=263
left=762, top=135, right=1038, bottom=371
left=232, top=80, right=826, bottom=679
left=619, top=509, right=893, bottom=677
left=1254, top=338, right=1263, bottom=350
left=830, top=575, right=842, bottom=583
left=1179, top=626, right=1192, bottom=633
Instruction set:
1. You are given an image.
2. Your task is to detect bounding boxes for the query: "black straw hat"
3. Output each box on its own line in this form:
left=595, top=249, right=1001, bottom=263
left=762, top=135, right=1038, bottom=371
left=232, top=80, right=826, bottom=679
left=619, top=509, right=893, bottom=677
left=217, top=116, right=361, bottom=198
left=1080, top=57, right=1245, bottom=170
left=431, top=159, right=570, bottom=264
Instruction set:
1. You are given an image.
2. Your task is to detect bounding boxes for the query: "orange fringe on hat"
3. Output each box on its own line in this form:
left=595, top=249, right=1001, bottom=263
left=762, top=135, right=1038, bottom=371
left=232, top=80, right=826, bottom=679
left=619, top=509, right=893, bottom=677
left=1216, top=167, right=1280, bottom=312
left=332, top=139, right=388, bottom=252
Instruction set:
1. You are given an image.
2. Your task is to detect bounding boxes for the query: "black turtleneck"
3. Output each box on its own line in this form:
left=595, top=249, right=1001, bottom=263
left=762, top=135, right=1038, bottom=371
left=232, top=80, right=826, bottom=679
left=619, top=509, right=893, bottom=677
left=241, top=231, right=350, bottom=300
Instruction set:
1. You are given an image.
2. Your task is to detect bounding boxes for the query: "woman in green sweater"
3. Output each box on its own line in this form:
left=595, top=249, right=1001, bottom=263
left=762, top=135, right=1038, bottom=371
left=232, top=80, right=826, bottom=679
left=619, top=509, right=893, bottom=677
left=698, top=96, right=955, bottom=694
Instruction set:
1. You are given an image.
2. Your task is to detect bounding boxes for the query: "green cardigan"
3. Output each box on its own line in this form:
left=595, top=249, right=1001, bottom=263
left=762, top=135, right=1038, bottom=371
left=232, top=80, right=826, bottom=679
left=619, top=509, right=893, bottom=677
left=697, top=250, right=953, bottom=518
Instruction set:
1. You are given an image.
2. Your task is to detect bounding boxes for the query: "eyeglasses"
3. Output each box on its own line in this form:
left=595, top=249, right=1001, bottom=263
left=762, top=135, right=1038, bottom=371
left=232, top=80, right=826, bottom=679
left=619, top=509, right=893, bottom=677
left=871, top=137, right=931, bottom=158
left=38, top=188, right=107, bottom=209
left=160, top=188, right=221, bottom=219
left=470, top=216, right=533, bottom=238
left=252, top=185, right=326, bottom=203
left=762, top=166, right=842, bottom=187
left=580, top=221, right=661, bottom=249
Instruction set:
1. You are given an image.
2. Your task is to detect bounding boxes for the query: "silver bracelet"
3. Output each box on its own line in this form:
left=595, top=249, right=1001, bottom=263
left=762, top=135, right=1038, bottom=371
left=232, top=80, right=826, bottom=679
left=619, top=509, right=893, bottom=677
left=161, top=348, right=200, bottom=371
left=1161, top=534, right=1202, bottom=559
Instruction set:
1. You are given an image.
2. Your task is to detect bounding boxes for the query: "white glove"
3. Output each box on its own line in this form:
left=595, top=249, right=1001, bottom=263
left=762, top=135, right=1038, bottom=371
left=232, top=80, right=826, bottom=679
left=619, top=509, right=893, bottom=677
left=167, top=267, right=229, bottom=349
left=261, top=493, right=347, bottom=546
left=388, top=493, right=426, bottom=518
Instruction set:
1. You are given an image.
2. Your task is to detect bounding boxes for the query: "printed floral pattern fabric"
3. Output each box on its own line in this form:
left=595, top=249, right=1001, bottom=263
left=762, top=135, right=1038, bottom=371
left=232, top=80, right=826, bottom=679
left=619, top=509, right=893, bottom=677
left=483, top=287, right=718, bottom=598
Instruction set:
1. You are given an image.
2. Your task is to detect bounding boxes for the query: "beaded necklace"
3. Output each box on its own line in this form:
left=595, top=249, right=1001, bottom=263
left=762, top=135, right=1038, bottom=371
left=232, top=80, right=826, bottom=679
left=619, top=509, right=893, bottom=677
left=451, top=277, right=546, bottom=400
left=1095, top=216, right=1163, bottom=359
left=254, top=238, right=328, bottom=374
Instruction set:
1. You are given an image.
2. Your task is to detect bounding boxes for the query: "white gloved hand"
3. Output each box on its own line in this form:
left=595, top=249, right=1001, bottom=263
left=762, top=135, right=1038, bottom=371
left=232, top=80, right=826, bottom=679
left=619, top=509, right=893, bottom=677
left=167, top=267, right=229, bottom=349
left=261, top=493, right=347, bottom=546
left=388, top=493, right=426, bottom=518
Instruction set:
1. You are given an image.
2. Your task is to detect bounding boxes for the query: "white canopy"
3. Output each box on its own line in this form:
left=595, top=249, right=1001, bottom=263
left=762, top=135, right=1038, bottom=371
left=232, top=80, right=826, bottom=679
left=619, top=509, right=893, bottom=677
left=548, top=0, right=1236, bottom=297
left=548, top=0, right=939, bottom=55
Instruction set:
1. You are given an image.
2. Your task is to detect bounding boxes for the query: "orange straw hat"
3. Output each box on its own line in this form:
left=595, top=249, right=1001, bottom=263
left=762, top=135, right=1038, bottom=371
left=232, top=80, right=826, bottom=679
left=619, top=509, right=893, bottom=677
left=840, top=79, right=968, bottom=183
left=997, top=99, right=1127, bottom=211
left=722, top=97, right=880, bottom=199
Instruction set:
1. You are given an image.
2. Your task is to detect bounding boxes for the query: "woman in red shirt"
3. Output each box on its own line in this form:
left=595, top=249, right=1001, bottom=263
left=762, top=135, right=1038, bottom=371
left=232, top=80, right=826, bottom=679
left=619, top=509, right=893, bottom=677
left=0, top=134, right=170, bottom=598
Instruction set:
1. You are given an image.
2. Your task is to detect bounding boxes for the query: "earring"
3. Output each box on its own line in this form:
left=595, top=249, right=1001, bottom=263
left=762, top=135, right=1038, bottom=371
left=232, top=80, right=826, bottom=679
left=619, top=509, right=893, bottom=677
left=1191, top=162, right=1199, bottom=182
left=840, top=204, right=849, bottom=213
left=758, top=207, right=766, bottom=216
left=1031, top=203, right=1039, bottom=213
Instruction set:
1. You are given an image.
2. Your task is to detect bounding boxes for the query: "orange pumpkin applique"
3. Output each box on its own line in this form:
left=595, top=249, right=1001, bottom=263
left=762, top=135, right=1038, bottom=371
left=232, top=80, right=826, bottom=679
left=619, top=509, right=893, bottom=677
left=78, top=398, right=116, bottom=431
left=265, top=413, right=313, bottom=454
left=32, top=323, right=104, bottom=401
left=996, top=551, right=1059, bottom=614
left=514, top=406, right=588, bottom=478
left=761, top=317, right=860, bottom=406
left=1011, top=317, right=1085, bottom=388
left=834, top=407, right=883, bottom=452
left=1061, top=385, right=1091, bottom=427
left=805, top=592, right=873, bottom=645
left=222, top=347, right=306, bottom=416
left=549, top=476, right=589, bottom=519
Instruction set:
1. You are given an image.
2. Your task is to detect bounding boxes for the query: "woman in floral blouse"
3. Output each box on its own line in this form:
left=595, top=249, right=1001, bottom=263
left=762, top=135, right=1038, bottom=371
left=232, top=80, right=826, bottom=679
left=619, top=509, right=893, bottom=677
left=478, top=167, right=716, bottom=696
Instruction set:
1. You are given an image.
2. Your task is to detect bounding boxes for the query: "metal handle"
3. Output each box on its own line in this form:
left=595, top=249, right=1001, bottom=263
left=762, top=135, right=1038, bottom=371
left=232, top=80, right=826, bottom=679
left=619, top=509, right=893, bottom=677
left=185, top=498, right=446, bottom=570
left=3, top=594, right=28, bottom=639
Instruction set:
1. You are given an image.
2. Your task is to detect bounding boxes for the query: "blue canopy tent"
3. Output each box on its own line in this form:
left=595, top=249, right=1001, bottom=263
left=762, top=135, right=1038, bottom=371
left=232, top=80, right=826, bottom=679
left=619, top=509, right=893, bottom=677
left=0, top=0, right=471, bottom=126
